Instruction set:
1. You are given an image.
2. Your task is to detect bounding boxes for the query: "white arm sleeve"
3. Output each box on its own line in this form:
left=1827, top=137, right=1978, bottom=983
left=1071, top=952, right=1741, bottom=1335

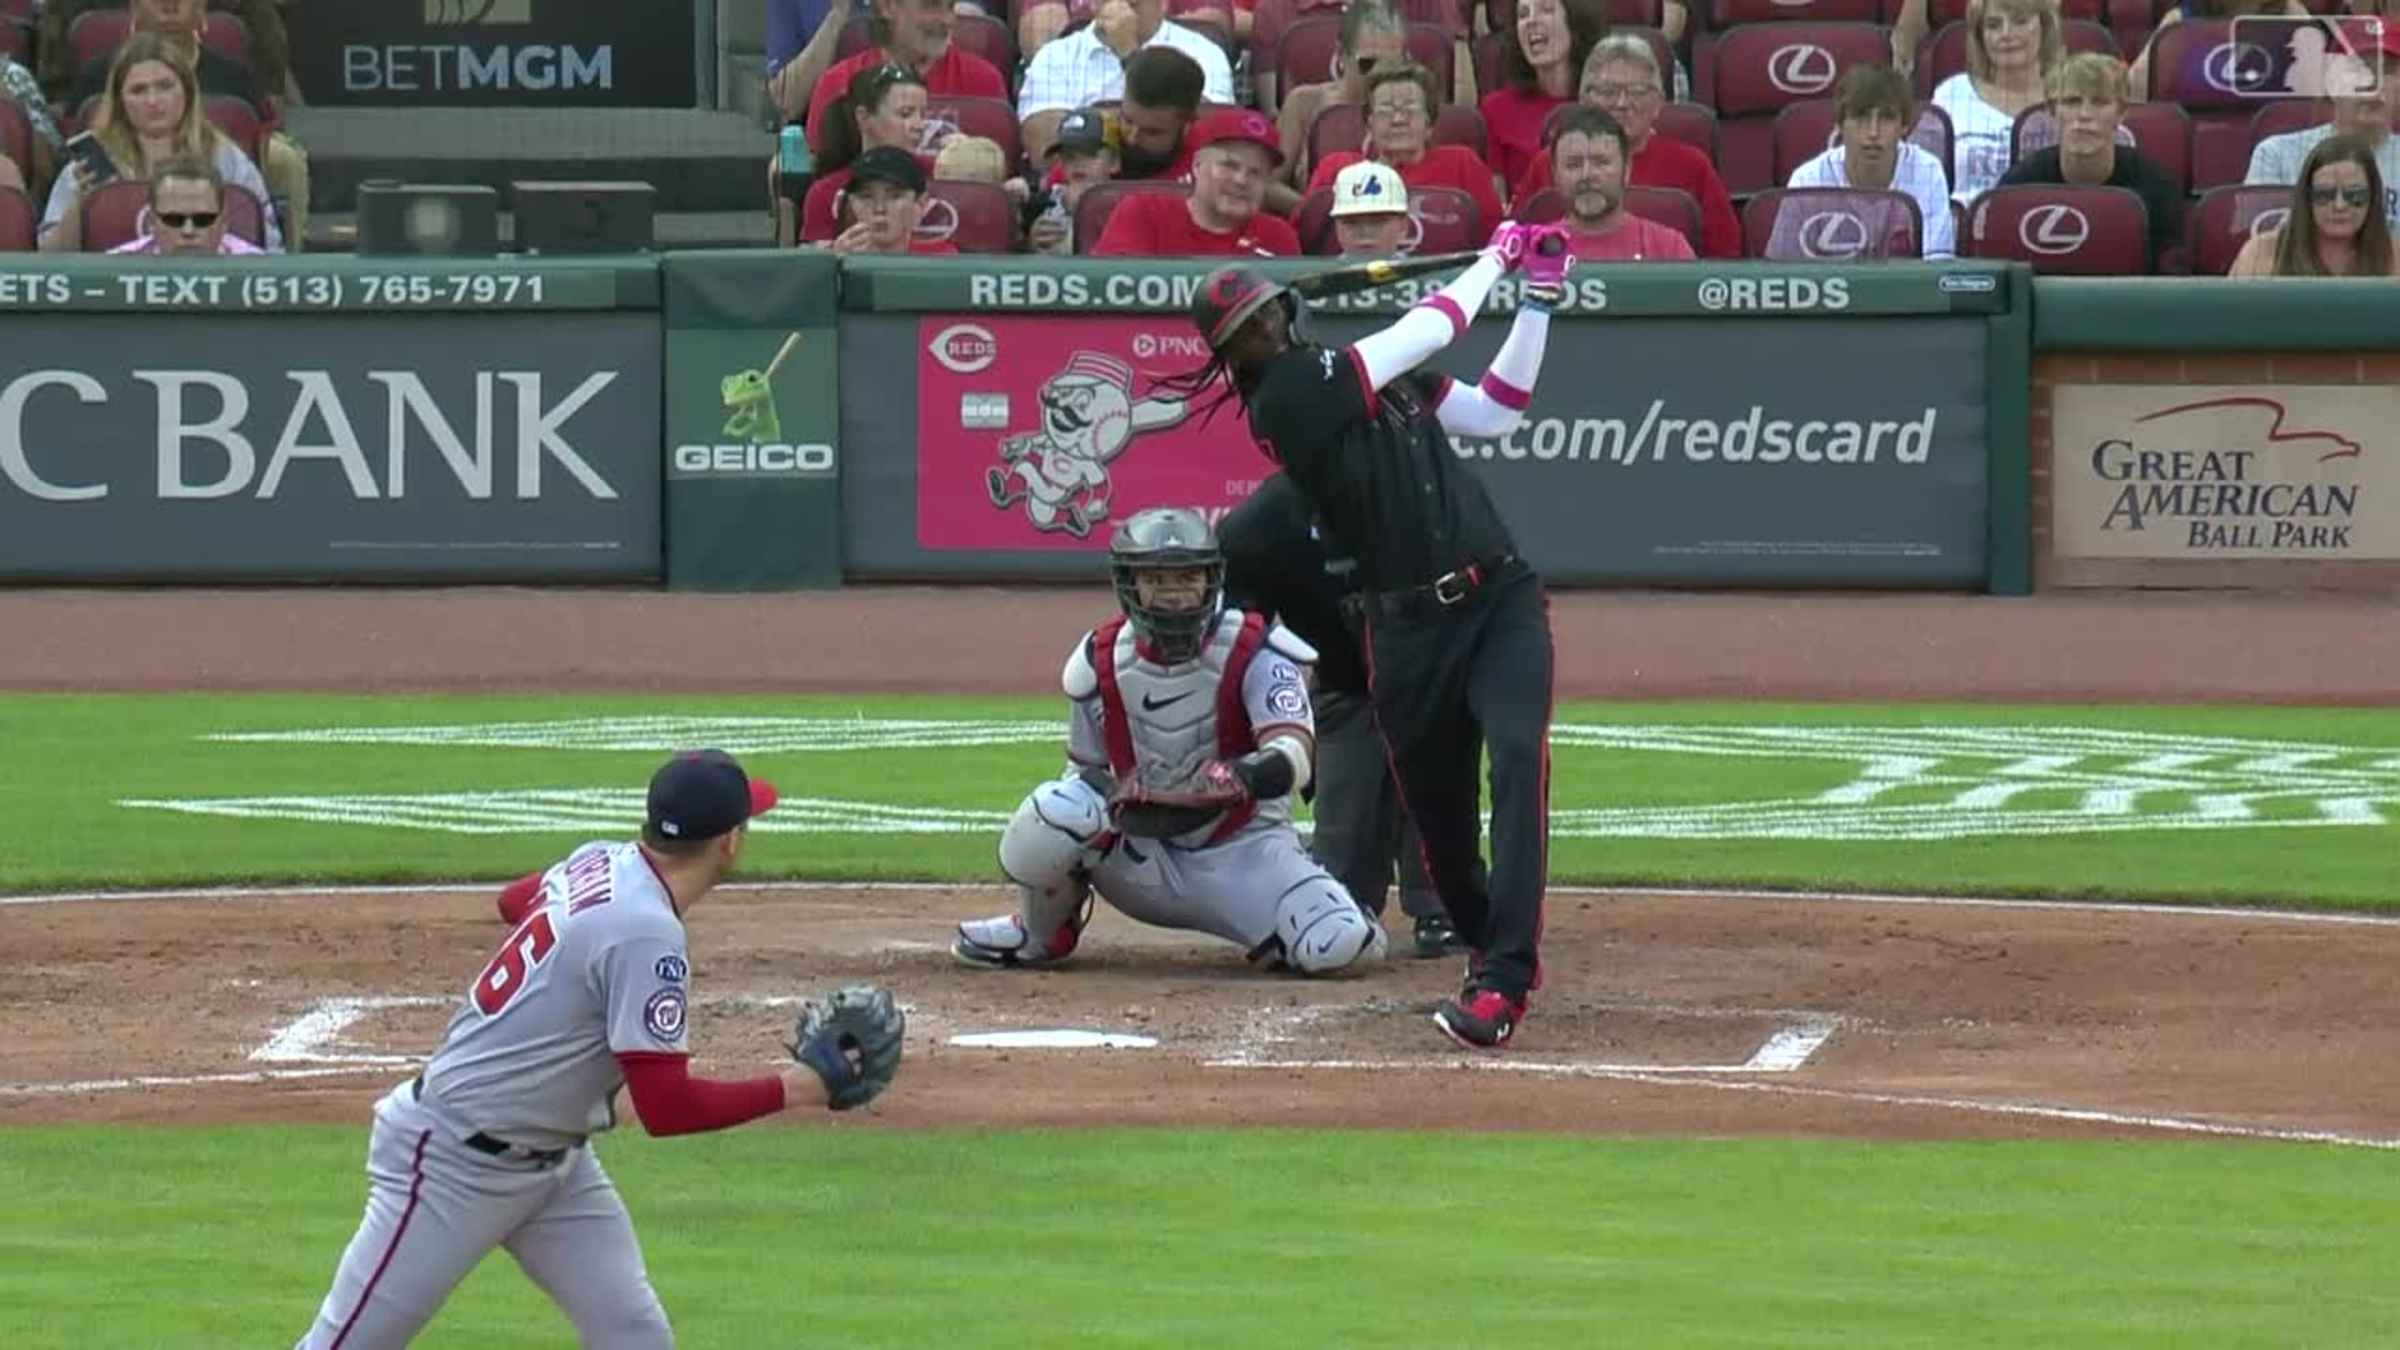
left=1433, top=305, right=1551, bottom=437
left=1349, top=251, right=1509, bottom=392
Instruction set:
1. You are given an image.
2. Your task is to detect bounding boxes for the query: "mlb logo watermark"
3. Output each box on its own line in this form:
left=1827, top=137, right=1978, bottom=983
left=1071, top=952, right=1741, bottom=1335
left=2224, top=17, right=2387, bottom=98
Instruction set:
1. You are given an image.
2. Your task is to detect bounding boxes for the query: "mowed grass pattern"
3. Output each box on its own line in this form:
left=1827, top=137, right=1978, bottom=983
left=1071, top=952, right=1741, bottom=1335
left=0, top=1127, right=2393, bottom=1348
left=3, top=694, right=2399, bottom=908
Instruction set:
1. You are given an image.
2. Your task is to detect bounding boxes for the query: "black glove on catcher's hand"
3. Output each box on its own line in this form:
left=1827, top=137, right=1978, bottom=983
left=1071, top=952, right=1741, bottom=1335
left=787, top=984, right=905, bottom=1111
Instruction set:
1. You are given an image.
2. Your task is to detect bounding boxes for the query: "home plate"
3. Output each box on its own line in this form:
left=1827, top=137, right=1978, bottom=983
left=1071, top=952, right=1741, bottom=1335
left=947, top=1030, right=1160, bottom=1050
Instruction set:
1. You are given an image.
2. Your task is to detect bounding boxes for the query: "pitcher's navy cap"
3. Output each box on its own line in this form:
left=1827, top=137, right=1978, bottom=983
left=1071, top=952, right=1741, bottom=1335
left=647, top=750, right=778, bottom=841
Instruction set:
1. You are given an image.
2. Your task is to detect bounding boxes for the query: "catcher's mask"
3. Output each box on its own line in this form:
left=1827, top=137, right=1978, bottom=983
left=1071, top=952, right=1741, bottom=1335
left=1192, top=265, right=1303, bottom=354
left=1109, top=506, right=1225, bottom=665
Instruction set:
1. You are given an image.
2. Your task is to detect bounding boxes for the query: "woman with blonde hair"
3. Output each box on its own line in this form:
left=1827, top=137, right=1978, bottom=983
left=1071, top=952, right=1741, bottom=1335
left=38, top=33, right=279, bottom=252
left=2230, top=132, right=2400, bottom=275
left=1921, top=0, right=2064, bottom=204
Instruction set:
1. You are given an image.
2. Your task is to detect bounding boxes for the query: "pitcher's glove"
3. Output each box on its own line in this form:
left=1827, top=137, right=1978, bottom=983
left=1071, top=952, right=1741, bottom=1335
left=1107, top=759, right=1253, bottom=839
left=786, top=984, right=905, bottom=1112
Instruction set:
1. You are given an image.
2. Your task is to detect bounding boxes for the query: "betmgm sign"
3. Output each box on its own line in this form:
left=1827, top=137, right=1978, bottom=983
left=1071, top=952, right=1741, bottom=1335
left=297, top=0, right=697, bottom=107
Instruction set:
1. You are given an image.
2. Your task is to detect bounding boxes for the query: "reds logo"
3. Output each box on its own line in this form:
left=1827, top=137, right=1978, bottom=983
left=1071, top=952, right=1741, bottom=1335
left=929, top=323, right=998, bottom=374
left=985, top=351, right=1194, bottom=539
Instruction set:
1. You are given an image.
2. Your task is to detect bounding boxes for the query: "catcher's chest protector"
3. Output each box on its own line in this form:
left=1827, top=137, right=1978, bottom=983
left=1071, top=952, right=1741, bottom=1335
left=1092, top=610, right=1282, bottom=833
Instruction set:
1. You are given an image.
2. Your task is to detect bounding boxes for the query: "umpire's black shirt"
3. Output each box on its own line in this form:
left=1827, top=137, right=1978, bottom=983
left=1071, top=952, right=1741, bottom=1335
left=1218, top=473, right=1369, bottom=696
left=1245, top=343, right=1516, bottom=592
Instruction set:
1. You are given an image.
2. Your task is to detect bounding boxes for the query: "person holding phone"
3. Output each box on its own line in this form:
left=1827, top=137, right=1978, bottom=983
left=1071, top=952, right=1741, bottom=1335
left=39, top=34, right=279, bottom=253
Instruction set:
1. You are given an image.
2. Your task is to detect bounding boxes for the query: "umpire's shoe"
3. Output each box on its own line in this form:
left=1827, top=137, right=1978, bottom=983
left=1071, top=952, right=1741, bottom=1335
left=1432, top=987, right=1526, bottom=1050
left=1411, top=914, right=1469, bottom=959
left=953, top=914, right=1081, bottom=969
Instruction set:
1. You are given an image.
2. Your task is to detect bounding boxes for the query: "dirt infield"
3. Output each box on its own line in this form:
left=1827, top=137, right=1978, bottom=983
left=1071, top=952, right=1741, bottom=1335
left=3, top=587, right=2396, bottom=1147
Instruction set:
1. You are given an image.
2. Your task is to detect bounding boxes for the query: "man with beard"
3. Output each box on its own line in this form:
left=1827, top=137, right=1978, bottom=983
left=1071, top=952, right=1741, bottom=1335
left=1114, top=47, right=1207, bottom=183
left=1549, top=106, right=1695, bottom=261
left=1095, top=108, right=1300, bottom=255
left=1018, top=0, right=1234, bottom=160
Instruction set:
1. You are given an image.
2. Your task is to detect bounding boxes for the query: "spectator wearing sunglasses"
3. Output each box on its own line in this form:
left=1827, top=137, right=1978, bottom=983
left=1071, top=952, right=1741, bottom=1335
left=1272, top=0, right=1404, bottom=177
left=2245, top=32, right=2400, bottom=232
left=2231, top=132, right=2400, bottom=275
left=1995, top=54, right=2180, bottom=271
left=106, top=155, right=261, bottom=256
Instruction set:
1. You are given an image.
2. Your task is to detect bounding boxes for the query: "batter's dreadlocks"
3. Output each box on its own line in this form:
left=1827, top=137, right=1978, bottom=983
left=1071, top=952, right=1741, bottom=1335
left=1155, top=265, right=1306, bottom=428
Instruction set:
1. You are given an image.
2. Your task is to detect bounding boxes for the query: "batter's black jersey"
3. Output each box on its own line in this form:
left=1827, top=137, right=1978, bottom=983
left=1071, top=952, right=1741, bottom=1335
left=1218, top=473, right=1369, bottom=696
left=1245, top=342, right=1516, bottom=592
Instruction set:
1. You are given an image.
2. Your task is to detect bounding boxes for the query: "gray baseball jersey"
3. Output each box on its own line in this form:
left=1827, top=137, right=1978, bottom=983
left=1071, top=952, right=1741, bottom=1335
left=420, top=840, right=692, bottom=1149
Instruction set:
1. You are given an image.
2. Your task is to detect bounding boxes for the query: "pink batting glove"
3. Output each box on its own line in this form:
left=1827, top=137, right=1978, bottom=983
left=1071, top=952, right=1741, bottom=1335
left=1520, top=224, right=1575, bottom=287
left=1486, top=220, right=1537, bottom=272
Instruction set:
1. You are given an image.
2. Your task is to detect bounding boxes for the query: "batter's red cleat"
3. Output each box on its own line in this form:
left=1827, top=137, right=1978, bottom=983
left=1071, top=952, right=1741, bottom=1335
left=1433, top=988, right=1525, bottom=1050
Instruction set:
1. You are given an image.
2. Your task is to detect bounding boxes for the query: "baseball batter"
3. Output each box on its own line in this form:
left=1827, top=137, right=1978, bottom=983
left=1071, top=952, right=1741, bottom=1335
left=294, top=751, right=905, bottom=1349
left=952, top=507, right=1389, bottom=976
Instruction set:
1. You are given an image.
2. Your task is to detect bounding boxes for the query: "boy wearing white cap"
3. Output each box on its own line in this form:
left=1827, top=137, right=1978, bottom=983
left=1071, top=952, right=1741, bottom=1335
left=1330, top=160, right=1412, bottom=258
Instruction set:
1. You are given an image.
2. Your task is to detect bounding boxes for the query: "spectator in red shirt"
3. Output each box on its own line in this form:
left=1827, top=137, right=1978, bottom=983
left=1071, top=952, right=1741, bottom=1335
left=1550, top=105, right=1695, bottom=260
left=1096, top=107, right=1302, bottom=255
left=824, top=147, right=960, bottom=254
left=1478, top=0, right=1607, bottom=191
left=1118, top=46, right=1209, bottom=183
left=800, top=63, right=930, bottom=243
left=1306, top=62, right=1503, bottom=245
left=805, top=0, right=1007, bottom=154
left=1512, top=37, right=1740, bottom=258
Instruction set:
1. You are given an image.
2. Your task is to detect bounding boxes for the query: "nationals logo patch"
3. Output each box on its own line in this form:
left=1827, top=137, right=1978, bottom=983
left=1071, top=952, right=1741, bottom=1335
left=642, top=987, right=687, bottom=1043
left=654, top=954, right=689, bottom=983
left=1268, top=680, right=1309, bottom=719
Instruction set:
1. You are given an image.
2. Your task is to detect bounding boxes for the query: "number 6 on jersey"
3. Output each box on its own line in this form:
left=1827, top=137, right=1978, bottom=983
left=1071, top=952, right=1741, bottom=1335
left=474, top=911, right=557, bottom=1015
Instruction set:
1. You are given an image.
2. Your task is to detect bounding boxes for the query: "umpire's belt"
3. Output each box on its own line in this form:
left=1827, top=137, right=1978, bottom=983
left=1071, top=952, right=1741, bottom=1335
left=412, top=1075, right=574, bottom=1166
left=1367, top=555, right=1521, bottom=619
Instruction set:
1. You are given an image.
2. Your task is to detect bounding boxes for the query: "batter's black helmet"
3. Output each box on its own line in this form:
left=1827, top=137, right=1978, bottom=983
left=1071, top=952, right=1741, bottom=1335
left=1193, top=266, right=1297, bottom=352
left=1109, top=506, right=1225, bottom=665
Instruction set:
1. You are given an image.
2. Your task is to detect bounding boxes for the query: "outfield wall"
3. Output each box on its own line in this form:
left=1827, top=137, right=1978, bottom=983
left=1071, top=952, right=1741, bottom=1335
left=5, top=250, right=2393, bottom=594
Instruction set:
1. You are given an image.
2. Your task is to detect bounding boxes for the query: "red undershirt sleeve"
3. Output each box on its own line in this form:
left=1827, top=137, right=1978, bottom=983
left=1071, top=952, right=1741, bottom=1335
left=495, top=871, right=545, bottom=927
left=615, top=1052, right=787, bottom=1137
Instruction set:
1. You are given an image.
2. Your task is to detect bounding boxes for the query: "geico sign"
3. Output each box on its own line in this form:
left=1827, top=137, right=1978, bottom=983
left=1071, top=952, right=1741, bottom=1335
left=673, top=443, right=836, bottom=474
left=0, top=368, right=622, bottom=501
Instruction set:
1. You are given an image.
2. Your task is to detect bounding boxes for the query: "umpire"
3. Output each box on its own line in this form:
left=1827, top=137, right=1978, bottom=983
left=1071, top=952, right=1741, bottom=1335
left=1218, top=472, right=1465, bottom=960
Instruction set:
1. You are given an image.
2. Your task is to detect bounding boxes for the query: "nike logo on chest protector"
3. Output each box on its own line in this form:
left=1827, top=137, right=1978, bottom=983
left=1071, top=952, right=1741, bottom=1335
left=1141, top=690, right=1195, bottom=711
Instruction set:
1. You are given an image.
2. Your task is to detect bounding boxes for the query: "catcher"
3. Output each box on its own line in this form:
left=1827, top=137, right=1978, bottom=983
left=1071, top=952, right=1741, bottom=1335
left=296, top=750, right=904, bottom=1349
left=953, top=506, right=1389, bottom=977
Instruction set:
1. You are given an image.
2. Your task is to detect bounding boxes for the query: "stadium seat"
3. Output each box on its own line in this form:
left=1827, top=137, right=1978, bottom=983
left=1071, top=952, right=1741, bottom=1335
left=923, top=95, right=1023, bottom=174
left=1484, top=0, right=1666, bottom=29
left=2119, top=99, right=2193, bottom=195
left=1905, top=0, right=2106, bottom=23
left=1696, top=22, right=1895, bottom=194
left=1914, top=19, right=2118, bottom=100
left=1293, top=186, right=1339, bottom=252
left=1307, top=103, right=1491, bottom=168
left=1074, top=180, right=1188, bottom=253
left=1276, top=17, right=1456, bottom=97
left=2106, top=0, right=2156, bottom=57
left=2184, top=183, right=2291, bottom=274
left=2143, top=16, right=2270, bottom=190
left=1771, top=99, right=1955, bottom=186
left=2249, top=99, right=2329, bottom=149
left=1434, top=104, right=1489, bottom=158
left=80, top=177, right=267, bottom=251
left=1542, top=99, right=1719, bottom=159
left=0, top=184, right=32, bottom=251
left=0, top=95, right=30, bottom=186
left=1713, top=0, right=1882, bottom=25
left=1294, top=184, right=1485, bottom=255
left=1516, top=186, right=1564, bottom=222
left=66, top=8, right=131, bottom=74
left=200, top=10, right=249, bottom=69
left=1625, top=184, right=1705, bottom=251
left=1964, top=182, right=2150, bottom=273
left=203, top=94, right=263, bottom=162
left=919, top=179, right=1018, bottom=253
left=1742, top=185, right=1924, bottom=259
left=1, top=7, right=25, bottom=62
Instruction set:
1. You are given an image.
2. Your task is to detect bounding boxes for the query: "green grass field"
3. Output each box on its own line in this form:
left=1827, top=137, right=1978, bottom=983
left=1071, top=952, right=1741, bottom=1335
left=3, top=1128, right=2394, bottom=1349
left=8, top=693, right=2399, bottom=908
left=6, top=692, right=2395, bottom=1345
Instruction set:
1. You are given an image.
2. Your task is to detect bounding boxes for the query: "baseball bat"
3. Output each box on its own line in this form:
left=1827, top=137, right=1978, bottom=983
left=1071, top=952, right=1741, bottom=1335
left=1286, top=250, right=1485, bottom=300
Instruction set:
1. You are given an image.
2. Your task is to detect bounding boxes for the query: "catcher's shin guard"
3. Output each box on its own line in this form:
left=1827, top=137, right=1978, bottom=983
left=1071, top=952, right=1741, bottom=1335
left=964, top=778, right=1107, bottom=968
left=1266, top=877, right=1387, bottom=976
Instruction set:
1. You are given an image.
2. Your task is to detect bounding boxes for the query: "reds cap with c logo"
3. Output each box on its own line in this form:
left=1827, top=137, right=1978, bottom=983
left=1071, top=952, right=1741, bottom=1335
left=1186, top=108, right=1285, bottom=166
left=647, top=750, right=779, bottom=840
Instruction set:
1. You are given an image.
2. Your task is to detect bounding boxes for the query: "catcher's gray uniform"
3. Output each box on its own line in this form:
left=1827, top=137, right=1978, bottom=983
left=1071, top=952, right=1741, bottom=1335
left=957, top=608, right=1387, bottom=974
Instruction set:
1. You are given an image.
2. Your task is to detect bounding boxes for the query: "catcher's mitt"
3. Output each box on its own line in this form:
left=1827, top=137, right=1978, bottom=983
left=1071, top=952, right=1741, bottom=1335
left=787, top=984, right=905, bottom=1112
left=1107, top=760, right=1252, bottom=838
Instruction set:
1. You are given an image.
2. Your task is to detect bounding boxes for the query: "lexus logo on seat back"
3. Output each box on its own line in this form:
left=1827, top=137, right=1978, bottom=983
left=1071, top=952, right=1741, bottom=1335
left=1766, top=44, right=1838, bottom=95
left=1797, top=210, right=1870, bottom=258
left=2200, top=40, right=2274, bottom=94
left=914, top=196, right=961, bottom=243
left=2018, top=203, right=2091, bottom=254
left=2248, top=205, right=2291, bottom=237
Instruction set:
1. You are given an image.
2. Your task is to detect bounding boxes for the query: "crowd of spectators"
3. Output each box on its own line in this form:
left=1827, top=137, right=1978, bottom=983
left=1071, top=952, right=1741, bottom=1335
left=747, top=0, right=2400, bottom=274
left=1, top=0, right=299, bottom=254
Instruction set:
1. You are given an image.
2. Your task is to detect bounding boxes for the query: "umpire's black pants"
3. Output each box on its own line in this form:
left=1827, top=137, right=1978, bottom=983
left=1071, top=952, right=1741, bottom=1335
left=1310, top=688, right=1441, bottom=923
left=1363, top=565, right=1553, bottom=1000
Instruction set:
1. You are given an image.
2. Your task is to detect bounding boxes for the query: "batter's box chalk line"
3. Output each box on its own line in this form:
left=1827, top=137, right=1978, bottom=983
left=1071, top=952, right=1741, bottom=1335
left=1206, top=1013, right=1839, bottom=1075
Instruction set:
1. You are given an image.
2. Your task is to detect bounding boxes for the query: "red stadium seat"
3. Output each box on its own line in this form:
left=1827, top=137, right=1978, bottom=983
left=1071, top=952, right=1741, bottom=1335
left=1542, top=99, right=1719, bottom=158
left=80, top=177, right=268, bottom=251
left=1516, top=186, right=1566, bottom=222
left=1434, top=104, right=1488, bottom=158
left=0, top=184, right=33, bottom=251
left=2119, top=100, right=2193, bottom=195
left=2145, top=18, right=2258, bottom=106
left=200, top=10, right=249, bottom=68
left=0, top=96, right=31, bottom=186
left=1964, top=182, right=2150, bottom=273
left=923, top=95, right=1023, bottom=174
left=1275, top=17, right=1455, bottom=94
left=1, top=11, right=25, bottom=63
left=2249, top=99, right=2330, bottom=148
left=2185, top=183, right=2291, bottom=274
left=918, top=179, right=1018, bottom=253
left=1625, top=184, right=1705, bottom=251
left=203, top=94, right=263, bottom=162
left=1696, top=22, right=1895, bottom=194
left=1712, top=0, right=1882, bottom=25
left=1742, top=186, right=1924, bottom=259
left=2106, top=0, right=2154, bottom=57
left=1293, top=184, right=1487, bottom=255
left=1075, top=180, right=1189, bottom=253
left=1771, top=99, right=1955, bottom=185
left=1915, top=19, right=2118, bottom=100
left=66, top=8, right=130, bottom=73
left=1294, top=186, right=1339, bottom=252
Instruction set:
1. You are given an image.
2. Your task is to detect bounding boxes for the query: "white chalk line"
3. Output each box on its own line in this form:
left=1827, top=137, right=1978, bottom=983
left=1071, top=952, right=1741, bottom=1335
left=0, top=1065, right=400, bottom=1098
left=4, top=879, right=2398, bottom=928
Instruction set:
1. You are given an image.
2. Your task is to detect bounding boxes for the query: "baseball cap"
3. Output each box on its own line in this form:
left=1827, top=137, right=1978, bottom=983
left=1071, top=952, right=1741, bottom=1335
left=1330, top=160, right=1407, bottom=217
left=647, top=750, right=779, bottom=841
left=1049, top=107, right=1119, bottom=159
left=848, top=146, right=927, bottom=194
left=1188, top=107, right=1284, bottom=166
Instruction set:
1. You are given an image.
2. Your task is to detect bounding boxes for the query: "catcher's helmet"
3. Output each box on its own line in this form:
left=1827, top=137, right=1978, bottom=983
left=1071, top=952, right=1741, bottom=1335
left=1109, top=506, right=1225, bottom=665
left=1193, top=266, right=1298, bottom=352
